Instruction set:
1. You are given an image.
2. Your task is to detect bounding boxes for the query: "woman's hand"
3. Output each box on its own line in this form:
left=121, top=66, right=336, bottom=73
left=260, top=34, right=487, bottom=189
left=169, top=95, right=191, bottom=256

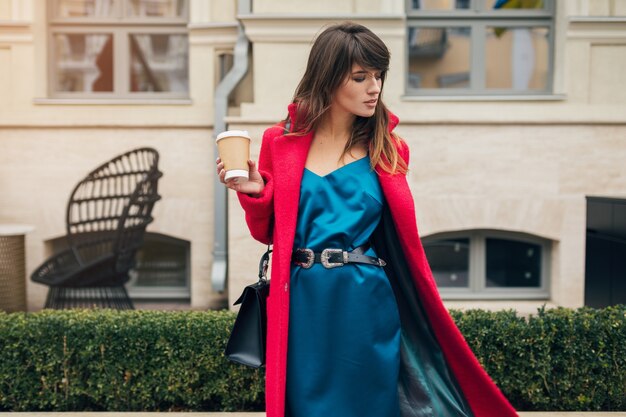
left=216, top=157, right=265, bottom=196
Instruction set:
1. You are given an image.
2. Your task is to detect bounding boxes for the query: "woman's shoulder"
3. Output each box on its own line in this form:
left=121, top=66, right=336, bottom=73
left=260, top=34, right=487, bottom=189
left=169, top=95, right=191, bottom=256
left=261, top=121, right=289, bottom=143
left=391, top=134, right=410, bottom=163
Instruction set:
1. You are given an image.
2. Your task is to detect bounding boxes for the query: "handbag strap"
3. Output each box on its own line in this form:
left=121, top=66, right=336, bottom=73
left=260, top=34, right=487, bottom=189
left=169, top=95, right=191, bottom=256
left=259, top=244, right=272, bottom=281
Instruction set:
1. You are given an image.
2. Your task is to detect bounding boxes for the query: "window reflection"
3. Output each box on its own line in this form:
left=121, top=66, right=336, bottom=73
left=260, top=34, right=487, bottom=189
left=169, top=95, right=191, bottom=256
left=133, top=236, right=188, bottom=287
left=408, top=27, right=471, bottom=89
left=486, top=238, right=541, bottom=287
left=486, top=26, right=549, bottom=90
left=424, top=238, right=470, bottom=288
left=129, top=34, right=188, bottom=92
left=126, top=0, right=186, bottom=17
left=54, top=33, right=113, bottom=92
left=487, top=0, right=546, bottom=10
left=411, top=0, right=470, bottom=10
left=55, top=0, right=115, bottom=18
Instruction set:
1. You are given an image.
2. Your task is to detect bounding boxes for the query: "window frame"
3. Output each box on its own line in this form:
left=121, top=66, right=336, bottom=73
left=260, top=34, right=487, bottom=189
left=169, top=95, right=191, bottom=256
left=47, top=0, right=190, bottom=99
left=405, top=0, right=556, bottom=97
left=423, top=229, right=551, bottom=300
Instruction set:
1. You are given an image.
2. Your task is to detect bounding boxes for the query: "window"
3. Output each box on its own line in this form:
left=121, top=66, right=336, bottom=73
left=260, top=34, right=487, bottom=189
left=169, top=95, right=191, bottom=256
left=423, top=229, right=550, bottom=299
left=406, top=0, right=555, bottom=96
left=127, top=232, right=191, bottom=300
left=48, top=0, right=189, bottom=98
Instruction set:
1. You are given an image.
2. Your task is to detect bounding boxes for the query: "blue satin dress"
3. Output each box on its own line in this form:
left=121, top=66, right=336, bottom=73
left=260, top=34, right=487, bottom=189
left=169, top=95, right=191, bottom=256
left=285, top=155, right=402, bottom=417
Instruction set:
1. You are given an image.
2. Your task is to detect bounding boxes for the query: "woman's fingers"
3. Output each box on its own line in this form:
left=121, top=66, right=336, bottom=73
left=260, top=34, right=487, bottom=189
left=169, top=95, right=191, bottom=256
left=218, top=167, right=240, bottom=189
left=216, top=158, right=263, bottom=194
left=216, top=158, right=228, bottom=184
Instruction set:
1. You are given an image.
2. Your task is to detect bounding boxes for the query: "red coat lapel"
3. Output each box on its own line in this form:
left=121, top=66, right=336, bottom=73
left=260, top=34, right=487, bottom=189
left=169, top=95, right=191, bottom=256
left=271, top=130, right=314, bottom=286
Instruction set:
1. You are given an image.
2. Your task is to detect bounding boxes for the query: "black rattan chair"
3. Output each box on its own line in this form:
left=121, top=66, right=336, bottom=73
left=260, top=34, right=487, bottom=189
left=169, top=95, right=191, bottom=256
left=31, top=148, right=162, bottom=309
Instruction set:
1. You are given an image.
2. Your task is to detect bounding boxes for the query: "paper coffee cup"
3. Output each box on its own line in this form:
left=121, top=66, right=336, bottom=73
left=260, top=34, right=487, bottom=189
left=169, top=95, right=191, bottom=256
left=216, top=130, right=251, bottom=182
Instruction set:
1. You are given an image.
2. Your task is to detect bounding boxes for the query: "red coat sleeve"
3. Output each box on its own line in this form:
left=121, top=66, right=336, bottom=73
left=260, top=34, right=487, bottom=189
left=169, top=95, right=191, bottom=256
left=235, top=125, right=281, bottom=245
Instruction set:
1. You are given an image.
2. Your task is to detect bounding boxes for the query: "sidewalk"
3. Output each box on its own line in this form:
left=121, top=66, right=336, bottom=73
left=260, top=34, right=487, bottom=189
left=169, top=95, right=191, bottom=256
left=5, top=412, right=626, bottom=416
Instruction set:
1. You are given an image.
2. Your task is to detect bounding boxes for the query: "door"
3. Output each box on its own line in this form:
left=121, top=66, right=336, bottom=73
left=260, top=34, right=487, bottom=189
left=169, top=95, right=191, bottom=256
left=585, top=197, right=626, bottom=308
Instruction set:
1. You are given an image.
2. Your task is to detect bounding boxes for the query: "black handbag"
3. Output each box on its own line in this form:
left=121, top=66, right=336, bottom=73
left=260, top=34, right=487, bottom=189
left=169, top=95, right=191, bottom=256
left=225, top=244, right=272, bottom=368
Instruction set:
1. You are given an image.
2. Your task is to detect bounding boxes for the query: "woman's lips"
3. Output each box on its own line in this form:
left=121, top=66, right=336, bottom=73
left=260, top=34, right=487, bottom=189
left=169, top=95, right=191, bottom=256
left=364, top=99, right=377, bottom=108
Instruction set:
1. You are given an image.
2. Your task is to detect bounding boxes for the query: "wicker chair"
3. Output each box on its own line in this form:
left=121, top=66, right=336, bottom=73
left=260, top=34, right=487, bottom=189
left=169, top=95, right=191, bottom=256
left=31, top=148, right=162, bottom=309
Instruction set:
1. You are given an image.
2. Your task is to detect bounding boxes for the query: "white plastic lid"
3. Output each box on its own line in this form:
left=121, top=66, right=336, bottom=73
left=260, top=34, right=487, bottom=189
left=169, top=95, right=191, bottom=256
left=224, top=169, right=249, bottom=181
left=216, top=130, right=251, bottom=142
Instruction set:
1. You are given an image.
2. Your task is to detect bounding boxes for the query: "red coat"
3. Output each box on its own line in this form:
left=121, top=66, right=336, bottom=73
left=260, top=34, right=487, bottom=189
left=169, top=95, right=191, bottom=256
left=236, top=103, right=518, bottom=417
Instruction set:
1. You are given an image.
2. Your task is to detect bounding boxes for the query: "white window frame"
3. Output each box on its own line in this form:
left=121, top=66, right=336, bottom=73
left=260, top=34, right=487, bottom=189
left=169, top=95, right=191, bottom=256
left=47, top=0, right=189, bottom=99
left=405, top=0, right=556, bottom=96
left=423, top=229, right=551, bottom=300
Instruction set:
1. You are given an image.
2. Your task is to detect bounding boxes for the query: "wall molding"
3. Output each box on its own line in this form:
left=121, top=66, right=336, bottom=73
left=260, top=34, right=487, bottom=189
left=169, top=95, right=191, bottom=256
left=0, top=21, right=32, bottom=44
left=238, top=14, right=405, bottom=43
left=568, top=18, right=626, bottom=40
left=188, top=22, right=238, bottom=47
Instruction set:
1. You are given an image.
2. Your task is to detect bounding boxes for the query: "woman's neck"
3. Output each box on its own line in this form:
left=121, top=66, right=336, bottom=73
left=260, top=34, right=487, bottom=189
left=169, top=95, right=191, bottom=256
left=317, top=106, right=355, bottom=142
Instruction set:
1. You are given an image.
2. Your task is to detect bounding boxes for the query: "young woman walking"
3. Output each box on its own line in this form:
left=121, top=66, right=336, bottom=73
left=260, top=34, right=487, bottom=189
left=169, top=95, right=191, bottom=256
left=217, top=22, right=518, bottom=417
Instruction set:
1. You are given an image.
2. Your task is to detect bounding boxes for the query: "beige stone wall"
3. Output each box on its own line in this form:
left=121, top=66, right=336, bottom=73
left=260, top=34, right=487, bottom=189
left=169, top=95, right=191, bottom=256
left=224, top=0, right=626, bottom=315
left=0, top=0, right=11, bottom=20
left=0, top=0, right=237, bottom=310
left=0, top=1, right=239, bottom=127
left=0, top=127, right=219, bottom=310
left=585, top=0, right=626, bottom=16
left=252, top=0, right=403, bottom=14
left=226, top=121, right=625, bottom=315
left=1, top=0, right=625, bottom=313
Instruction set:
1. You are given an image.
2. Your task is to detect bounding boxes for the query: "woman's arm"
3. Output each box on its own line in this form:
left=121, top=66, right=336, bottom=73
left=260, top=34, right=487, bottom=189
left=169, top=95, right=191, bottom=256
left=234, top=126, right=281, bottom=244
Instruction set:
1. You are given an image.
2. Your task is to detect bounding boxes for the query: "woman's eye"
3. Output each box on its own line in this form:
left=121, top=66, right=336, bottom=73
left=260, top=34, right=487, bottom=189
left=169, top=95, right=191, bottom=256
left=354, top=77, right=365, bottom=83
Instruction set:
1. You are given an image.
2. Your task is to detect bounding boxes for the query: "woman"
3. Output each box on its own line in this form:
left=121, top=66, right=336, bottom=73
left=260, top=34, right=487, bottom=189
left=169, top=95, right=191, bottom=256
left=217, top=22, right=518, bottom=417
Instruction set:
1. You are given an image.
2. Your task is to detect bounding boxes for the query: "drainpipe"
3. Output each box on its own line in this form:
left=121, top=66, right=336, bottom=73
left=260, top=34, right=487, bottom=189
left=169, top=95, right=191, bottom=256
left=212, top=0, right=251, bottom=293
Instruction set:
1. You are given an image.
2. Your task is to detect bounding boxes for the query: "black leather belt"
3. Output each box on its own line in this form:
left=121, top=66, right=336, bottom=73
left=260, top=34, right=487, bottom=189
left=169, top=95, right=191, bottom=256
left=292, top=243, right=387, bottom=269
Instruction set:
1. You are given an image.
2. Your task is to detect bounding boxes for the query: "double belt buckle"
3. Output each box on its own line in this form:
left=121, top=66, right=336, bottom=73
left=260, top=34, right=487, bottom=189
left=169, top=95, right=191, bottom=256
left=295, top=248, right=348, bottom=269
left=320, top=248, right=348, bottom=269
left=294, top=248, right=315, bottom=269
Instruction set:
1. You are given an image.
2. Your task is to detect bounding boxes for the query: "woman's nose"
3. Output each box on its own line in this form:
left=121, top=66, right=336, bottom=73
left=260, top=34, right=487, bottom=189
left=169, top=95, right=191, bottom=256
left=368, top=78, right=381, bottom=94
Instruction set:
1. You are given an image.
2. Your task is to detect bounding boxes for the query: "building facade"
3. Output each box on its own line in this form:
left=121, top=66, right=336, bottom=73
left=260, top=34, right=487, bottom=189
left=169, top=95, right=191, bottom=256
left=0, top=0, right=624, bottom=313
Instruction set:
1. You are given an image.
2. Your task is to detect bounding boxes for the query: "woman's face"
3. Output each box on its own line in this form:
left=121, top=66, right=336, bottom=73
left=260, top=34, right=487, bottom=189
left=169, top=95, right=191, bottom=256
left=331, top=64, right=382, bottom=118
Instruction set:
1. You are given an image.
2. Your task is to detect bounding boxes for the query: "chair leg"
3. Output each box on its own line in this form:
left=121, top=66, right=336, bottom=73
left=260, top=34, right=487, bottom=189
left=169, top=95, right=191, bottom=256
left=44, top=286, right=134, bottom=310
left=44, top=287, right=56, bottom=309
left=117, top=286, right=134, bottom=310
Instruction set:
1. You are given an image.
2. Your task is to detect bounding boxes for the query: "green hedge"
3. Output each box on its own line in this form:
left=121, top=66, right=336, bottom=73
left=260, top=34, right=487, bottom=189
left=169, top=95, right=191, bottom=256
left=0, top=309, right=264, bottom=411
left=451, top=304, right=626, bottom=411
left=0, top=305, right=624, bottom=411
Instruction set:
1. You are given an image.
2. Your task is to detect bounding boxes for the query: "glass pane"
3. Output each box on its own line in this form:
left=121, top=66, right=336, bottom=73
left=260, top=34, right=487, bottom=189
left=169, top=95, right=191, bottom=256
left=485, top=26, right=549, bottom=90
left=424, top=238, right=470, bottom=288
left=55, top=0, right=115, bottom=18
left=129, top=34, right=189, bottom=92
left=126, top=0, right=186, bottom=17
left=485, top=0, right=546, bottom=10
left=408, top=27, right=471, bottom=89
left=53, top=34, right=114, bottom=92
left=410, top=0, right=470, bottom=10
left=132, top=239, right=187, bottom=287
left=486, top=238, right=541, bottom=287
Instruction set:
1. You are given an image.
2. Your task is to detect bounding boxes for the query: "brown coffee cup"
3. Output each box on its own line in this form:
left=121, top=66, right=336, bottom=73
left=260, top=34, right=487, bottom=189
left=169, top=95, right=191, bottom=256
left=216, top=130, right=251, bottom=182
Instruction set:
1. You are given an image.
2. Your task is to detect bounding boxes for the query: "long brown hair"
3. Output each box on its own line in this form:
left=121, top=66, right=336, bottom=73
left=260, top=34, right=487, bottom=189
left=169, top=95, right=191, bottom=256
left=288, top=21, right=407, bottom=175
